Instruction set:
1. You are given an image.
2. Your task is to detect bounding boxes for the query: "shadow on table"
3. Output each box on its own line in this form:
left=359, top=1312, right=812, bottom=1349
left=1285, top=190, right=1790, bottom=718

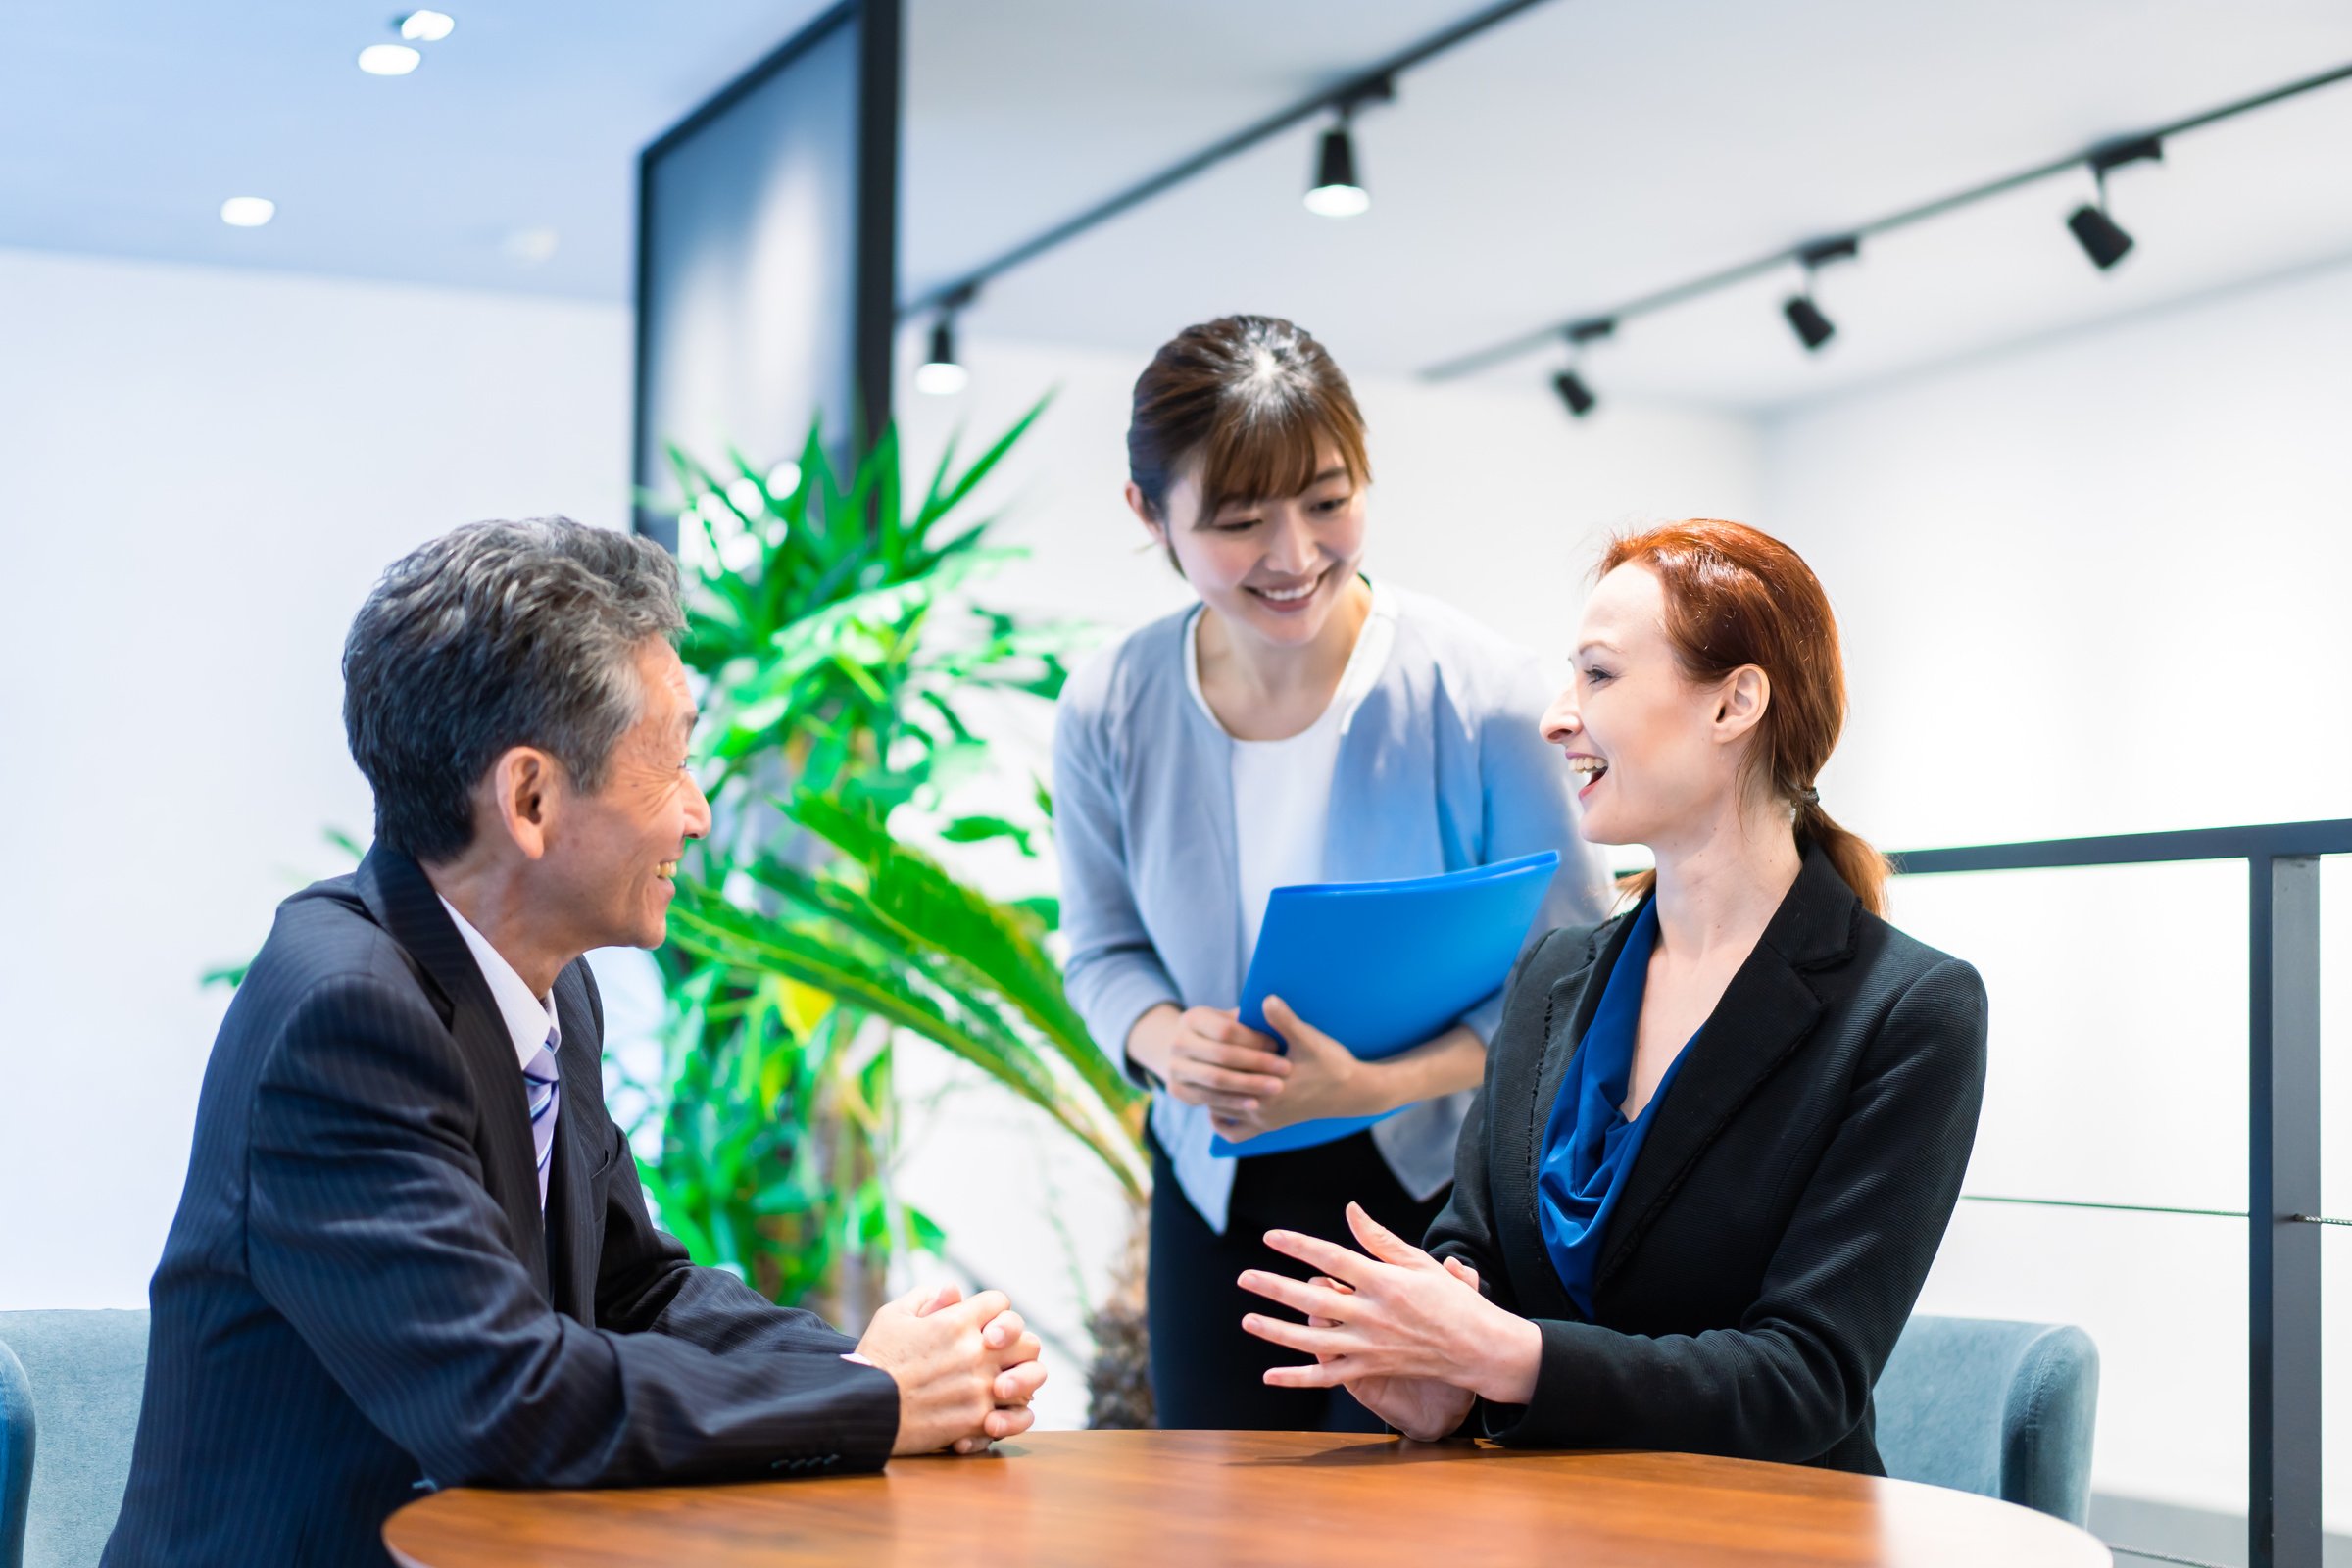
left=1241, top=1439, right=1612, bottom=1470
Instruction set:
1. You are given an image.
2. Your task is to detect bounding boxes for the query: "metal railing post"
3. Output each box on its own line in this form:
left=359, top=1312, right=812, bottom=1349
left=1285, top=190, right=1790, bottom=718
left=2249, top=852, right=2322, bottom=1568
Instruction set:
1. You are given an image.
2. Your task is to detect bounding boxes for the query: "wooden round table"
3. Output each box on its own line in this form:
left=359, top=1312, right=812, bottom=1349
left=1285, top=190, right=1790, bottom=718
left=384, top=1430, right=2112, bottom=1567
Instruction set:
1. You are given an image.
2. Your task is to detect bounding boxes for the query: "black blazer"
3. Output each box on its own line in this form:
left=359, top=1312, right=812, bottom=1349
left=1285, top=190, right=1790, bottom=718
left=1427, top=844, right=1988, bottom=1473
left=105, top=848, right=900, bottom=1568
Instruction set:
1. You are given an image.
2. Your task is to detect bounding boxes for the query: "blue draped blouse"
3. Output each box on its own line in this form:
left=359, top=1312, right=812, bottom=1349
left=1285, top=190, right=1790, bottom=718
left=1535, top=900, right=1698, bottom=1317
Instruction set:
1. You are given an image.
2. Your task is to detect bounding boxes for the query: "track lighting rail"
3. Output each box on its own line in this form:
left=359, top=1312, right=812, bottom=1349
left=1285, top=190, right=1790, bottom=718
left=1423, top=58, right=2352, bottom=383
left=896, top=0, right=1555, bottom=321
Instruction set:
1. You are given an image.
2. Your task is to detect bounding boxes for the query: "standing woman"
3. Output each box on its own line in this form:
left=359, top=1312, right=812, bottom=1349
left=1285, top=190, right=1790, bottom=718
left=1235, top=520, right=1989, bottom=1472
left=1054, top=315, right=1608, bottom=1430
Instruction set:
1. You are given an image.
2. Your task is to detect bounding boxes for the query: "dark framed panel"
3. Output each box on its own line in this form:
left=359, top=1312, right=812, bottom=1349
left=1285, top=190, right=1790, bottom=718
left=630, top=0, right=902, bottom=549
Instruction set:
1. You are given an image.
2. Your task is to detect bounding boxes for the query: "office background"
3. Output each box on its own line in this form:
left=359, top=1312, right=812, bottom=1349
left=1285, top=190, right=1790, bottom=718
left=2, top=2, right=2349, bottom=1562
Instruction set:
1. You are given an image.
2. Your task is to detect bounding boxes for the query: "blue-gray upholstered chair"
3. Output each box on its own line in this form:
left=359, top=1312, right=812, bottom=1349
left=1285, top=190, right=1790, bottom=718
left=1, top=1339, right=31, bottom=1568
left=0, top=1311, right=151, bottom=1568
left=1875, top=1313, right=2099, bottom=1526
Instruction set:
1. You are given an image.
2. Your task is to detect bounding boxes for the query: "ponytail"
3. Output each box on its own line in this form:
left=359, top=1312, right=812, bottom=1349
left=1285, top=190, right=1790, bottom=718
left=1797, top=798, right=1889, bottom=918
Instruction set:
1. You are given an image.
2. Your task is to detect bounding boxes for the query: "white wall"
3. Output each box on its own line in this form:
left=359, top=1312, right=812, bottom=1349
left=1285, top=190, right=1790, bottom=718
left=0, top=247, right=632, bottom=1307
left=1755, top=255, right=2352, bottom=1527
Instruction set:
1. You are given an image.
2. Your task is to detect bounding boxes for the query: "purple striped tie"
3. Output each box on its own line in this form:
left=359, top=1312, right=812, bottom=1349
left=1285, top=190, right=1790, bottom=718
left=523, top=1032, right=561, bottom=1211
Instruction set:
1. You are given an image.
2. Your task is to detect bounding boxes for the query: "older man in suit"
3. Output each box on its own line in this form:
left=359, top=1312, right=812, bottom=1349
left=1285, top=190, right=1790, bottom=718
left=106, top=519, right=1047, bottom=1567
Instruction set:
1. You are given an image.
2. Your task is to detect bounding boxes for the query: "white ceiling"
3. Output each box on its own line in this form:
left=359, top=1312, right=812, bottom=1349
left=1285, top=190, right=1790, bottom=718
left=0, top=0, right=840, bottom=299
left=8, top=1, right=2352, bottom=411
left=906, top=0, right=2352, bottom=407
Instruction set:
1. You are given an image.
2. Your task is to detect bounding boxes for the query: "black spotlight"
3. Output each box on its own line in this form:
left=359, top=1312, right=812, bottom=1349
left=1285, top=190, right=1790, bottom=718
left=1551, top=318, right=1613, bottom=419
left=2066, top=205, right=2133, bottom=270
left=1783, top=236, right=1857, bottom=354
left=1552, top=368, right=1597, bottom=417
left=916, top=285, right=976, bottom=396
left=1304, top=75, right=1392, bottom=219
left=915, top=317, right=968, bottom=395
left=1783, top=294, right=1836, bottom=350
left=1305, top=124, right=1369, bottom=217
left=2069, top=135, right=2162, bottom=272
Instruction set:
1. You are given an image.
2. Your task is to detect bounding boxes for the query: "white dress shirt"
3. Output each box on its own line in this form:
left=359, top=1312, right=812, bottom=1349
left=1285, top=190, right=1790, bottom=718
left=437, top=895, right=562, bottom=1068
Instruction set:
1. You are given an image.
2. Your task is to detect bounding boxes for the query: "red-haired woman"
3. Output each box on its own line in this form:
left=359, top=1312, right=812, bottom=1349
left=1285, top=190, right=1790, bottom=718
left=1236, top=520, right=1988, bottom=1472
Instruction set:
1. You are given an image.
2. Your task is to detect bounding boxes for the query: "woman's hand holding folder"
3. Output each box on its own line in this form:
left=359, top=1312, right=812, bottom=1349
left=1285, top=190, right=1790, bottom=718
left=1206, top=996, right=1374, bottom=1139
left=1126, top=1004, right=1291, bottom=1115
left=1213, top=999, right=1490, bottom=1143
left=1132, top=987, right=1490, bottom=1145
left=1130, top=1000, right=1424, bottom=1136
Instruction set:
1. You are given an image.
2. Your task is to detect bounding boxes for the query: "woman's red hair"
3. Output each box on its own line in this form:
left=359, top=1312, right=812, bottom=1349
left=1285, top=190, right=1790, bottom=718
left=1600, top=519, right=1889, bottom=917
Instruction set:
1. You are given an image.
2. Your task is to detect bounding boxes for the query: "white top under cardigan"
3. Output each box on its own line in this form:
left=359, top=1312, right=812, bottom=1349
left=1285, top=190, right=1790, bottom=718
left=1052, top=582, right=1610, bottom=1233
left=1183, top=582, right=1399, bottom=957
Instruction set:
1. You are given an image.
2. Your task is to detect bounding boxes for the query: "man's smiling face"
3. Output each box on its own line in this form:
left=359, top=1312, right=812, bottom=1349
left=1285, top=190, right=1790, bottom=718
left=537, top=638, right=711, bottom=952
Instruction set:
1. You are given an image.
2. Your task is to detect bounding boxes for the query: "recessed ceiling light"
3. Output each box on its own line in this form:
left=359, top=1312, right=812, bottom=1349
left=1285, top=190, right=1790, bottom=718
left=358, top=43, right=421, bottom=75
left=501, top=227, right=560, bottom=266
left=396, top=10, right=456, bottom=42
left=220, top=197, right=276, bottom=227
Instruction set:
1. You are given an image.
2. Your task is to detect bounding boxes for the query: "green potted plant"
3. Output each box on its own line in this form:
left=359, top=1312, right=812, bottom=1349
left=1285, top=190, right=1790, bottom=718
left=635, top=408, right=1152, bottom=1419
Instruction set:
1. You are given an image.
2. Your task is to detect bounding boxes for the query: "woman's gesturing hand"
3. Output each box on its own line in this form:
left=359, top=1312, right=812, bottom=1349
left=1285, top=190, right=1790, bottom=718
left=1237, top=1201, right=1542, bottom=1438
left=1297, top=1262, right=1484, bottom=1442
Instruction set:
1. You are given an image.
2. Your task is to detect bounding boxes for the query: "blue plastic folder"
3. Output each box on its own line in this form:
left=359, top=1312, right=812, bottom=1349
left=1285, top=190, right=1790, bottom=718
left=1209, top=850, right=1561, bottom=1158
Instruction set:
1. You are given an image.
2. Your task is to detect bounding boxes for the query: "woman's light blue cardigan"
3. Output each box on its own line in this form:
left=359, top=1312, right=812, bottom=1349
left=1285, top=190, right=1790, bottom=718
left=1052, top=586, right=1609, bottom=1232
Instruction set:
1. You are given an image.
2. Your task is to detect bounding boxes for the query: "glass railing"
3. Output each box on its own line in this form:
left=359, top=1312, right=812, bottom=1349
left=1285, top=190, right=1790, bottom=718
left=1888, top=819, right=2352, bottom=1568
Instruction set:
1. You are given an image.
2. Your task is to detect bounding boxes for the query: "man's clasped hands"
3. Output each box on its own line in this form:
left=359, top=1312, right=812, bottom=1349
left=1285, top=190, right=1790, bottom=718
left=855, top=1283, right=1050, bottom=1455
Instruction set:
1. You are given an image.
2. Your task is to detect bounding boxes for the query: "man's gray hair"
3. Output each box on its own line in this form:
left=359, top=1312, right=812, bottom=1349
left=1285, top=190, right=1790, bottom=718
left=343, top=517, right=685, bottom=862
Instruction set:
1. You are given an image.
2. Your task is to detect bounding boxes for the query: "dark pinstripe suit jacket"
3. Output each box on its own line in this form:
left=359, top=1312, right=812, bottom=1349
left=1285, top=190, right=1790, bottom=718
left=1426, top=844, right=1989, bottom=1473
left=104, top=847, right=900, bottom=1568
